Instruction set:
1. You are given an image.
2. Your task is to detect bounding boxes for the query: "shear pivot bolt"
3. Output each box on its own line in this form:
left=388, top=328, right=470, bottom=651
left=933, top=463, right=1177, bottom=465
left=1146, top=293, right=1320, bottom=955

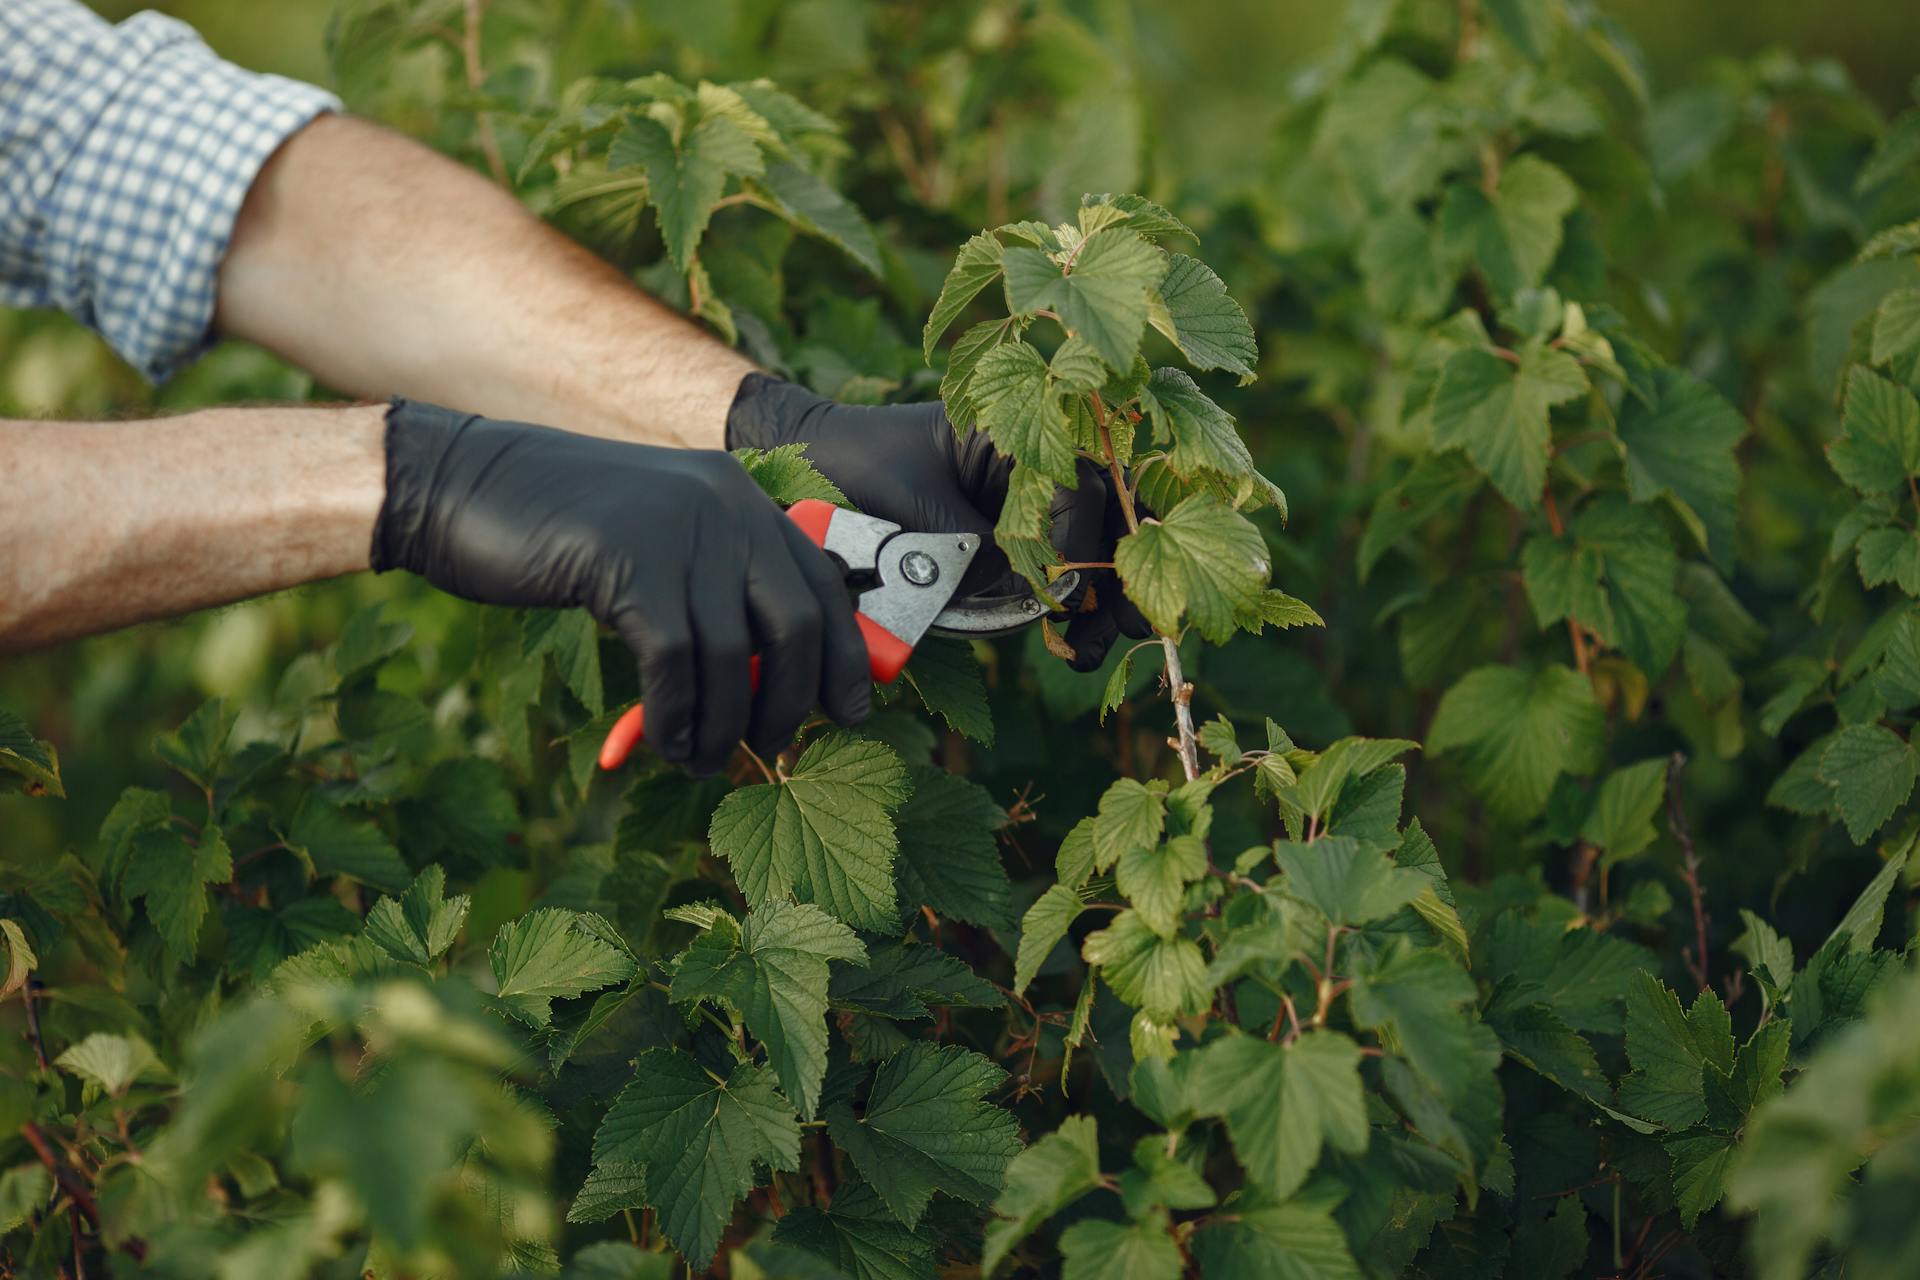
left=901, top=551, right=940, bottom=586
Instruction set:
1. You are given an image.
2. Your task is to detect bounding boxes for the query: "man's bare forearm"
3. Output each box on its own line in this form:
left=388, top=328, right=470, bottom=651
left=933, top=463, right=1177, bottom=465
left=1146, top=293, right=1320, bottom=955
left=0, top=406, right=385, bottom=653
left=215, top=115, right=754, bottom=449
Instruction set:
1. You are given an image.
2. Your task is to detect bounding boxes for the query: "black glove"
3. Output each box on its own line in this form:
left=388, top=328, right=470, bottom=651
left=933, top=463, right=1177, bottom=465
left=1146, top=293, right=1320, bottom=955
left=726, top=373, right=1151, bottom=672
left=371, top=400, right=870, bottom=774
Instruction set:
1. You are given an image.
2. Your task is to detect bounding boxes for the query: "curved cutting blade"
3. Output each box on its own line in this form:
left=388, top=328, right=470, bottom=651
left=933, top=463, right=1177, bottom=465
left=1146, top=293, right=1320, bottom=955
left=928, top=570, right=1084, bottom=638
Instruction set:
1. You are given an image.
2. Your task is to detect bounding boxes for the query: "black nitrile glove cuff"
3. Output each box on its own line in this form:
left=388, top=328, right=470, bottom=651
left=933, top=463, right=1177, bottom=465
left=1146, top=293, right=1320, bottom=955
left=372, top=397, right=471, bottom=577
left=726, top=371, right=834, bottom=453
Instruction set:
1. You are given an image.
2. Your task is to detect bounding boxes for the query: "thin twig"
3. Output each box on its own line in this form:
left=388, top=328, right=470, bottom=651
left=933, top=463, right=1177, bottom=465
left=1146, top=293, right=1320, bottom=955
left=22, top=978, right=50, bottom=1072
left=1667, top=752, right=1709, bottom=991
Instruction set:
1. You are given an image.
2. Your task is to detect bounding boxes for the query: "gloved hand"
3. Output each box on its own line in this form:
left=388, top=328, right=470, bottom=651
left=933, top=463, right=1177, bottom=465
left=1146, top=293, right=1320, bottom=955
left=371, top=399, right=870, bottom=774
left=726, top=373, right=1152, bottom=671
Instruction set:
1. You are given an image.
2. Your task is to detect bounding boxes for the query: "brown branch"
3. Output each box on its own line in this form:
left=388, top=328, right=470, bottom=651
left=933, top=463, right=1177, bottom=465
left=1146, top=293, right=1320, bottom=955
left=1667, top=752, right=1709, bottom=991
left=461, top=0, right=509, bottom=187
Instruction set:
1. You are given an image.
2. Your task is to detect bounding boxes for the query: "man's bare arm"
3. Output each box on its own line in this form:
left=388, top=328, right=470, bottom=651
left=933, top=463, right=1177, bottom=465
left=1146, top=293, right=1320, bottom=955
left=215, top=115, right=754, bottom=449
left=0, top=407, right=385, bottom=653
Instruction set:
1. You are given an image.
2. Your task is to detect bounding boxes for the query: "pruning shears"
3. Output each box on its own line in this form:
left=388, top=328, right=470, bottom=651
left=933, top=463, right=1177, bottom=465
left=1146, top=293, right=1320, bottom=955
left=597, top=499, right=1080, bottom=770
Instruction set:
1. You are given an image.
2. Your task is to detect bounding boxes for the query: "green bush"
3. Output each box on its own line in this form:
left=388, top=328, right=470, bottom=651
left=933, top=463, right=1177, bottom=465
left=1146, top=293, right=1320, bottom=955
left=5, top=1, right=1920, bottom=1276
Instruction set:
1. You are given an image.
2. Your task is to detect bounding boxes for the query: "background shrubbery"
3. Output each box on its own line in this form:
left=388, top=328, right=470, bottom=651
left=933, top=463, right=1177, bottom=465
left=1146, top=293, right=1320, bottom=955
left=6, top=1, right=1920, bottom=1276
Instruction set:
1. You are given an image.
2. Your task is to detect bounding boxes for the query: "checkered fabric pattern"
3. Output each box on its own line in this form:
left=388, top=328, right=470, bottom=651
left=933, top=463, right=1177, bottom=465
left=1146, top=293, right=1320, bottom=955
left=0, top=0, right=339, bottom=383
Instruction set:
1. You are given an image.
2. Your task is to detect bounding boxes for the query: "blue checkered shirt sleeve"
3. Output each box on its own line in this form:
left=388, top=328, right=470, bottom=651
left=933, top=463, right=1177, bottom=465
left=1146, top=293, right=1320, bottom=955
left=0, top=0, right=340, bottom=383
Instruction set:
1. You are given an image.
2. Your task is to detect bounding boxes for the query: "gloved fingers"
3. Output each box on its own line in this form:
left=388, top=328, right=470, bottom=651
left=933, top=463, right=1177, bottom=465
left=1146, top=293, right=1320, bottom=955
left=1065, top=603, right=1122, bottom=673
left=612, top=584, right=698, bottom=767
left=779, top=519, right=871, bottom=728
left=686, top=557, right=756, bottom=777
left=1049, top=460, right=1114, bottom=573
left=741, top=527, right=825, bottom=757
left=1099, top=476, right=1153, bottom=640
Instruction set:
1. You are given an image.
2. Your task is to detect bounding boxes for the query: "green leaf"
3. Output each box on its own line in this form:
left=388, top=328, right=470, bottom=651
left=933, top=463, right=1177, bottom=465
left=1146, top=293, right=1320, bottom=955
left=1483, top=985, right=1609, bottom=1100
left=735, top=443, right=849, bottom=507
left=1430, top=343, right=1587, bottom=510
left=1615, top=971, right=1734, bottom=1129
left=1823, top=841, right=1909, bottom=955
left=756, top=161, right=883, bottom=276
left=924, top=232, right=1006, bottom=360
left=1014, top=884, right=1086, bottom=996
left=489, top=909, right=635, bottom=1028
left=1428, top=664, right=1604, bottom=821
left=1081, top=193, right=1197, bottom=243
left=1830, top=366, right=1920, bottom=495
left=566, top=1161, right=648, bottom=1226
left=1004, top=229, right=1169, bottom=371
left=1116, top=494, right=1271, bottom=643
left=893, top=768, right=1014, bottom=930
left=363, top=864, right=469, bottom=969
left=613, top=112, right=762, bottom=272
left=774, top=1177, right=938, bottom=1280
left=522, top=607, right=605, bottom=717
left=1348, top=947, right=1480, bottom=1102
left=0, top=920, right=33, bottom=1002
left=708, top=731, right=910, bottom=931
left=123, top=825, right=232, bottom=964
left=1094, top=778, right=1169, bottom=872
left=1440, top=155, right=1580, bottom=299
left=55, top=1032, right=160, bottom=1097
left=671, top=900, right=864, bottom=1118
left=1484, top=0, right=1557, bottom=60
left=592, top=1049, right=801, bottom=1268
left=1189, top=1187, right=1362, bottom=1279
left=1082, top=909, right=1208, bottom=1019
left=903, top=637, right=993, bottom=745
left=1855, top=526, right=1920, bottom=595
left=826, top=1043, right=1021, bottom=1228
left=1117, top=835, right=1209, bottom=935
left=1151, top=254, right=1257, bottom=380
left=1668, top=1133, right=1736, bottom=1228
left=1817, top=724, right=1919, bottom=844
left=1873, top=287, right=1920, bottom=386
left=1581, top=758, right=1668, bottom=861
left=1291, top=736, right=1419, bottom=819
left=1274, top=838, right=1425, bottom=927
left=0, top=708, right=62, bottom=798
left=982, top=1114, right=1104, bottom=1276
left=1059, top=1214, right=1184, bottom=1280
left=829, top=941, right=1001, bottom=1019
left=995, top=464, right=1062, bottom=585
left=969, top=341, right=1077, bottom=486
left=1618, top=369, right=1747, bottom=561
left=1572, top=497, right=1685, bottom=677
left=1357, top=207, right=1459, bottom=325
left=286, top=795, right=409, bottom=894
left=1192, top=1032, right=1369, bottom=1199
left=1356, top=454, right=1483, bottom=582
left=153, top=698, right=235, bottom=789
left=1521, top=534, right=1611, bottom=636
left=1142, top=368, right=1261, bottom=486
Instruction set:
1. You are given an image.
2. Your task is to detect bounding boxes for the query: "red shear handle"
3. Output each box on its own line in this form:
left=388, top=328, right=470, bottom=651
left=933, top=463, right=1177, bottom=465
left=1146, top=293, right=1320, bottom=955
left=596, top=499, right=916, bottom=772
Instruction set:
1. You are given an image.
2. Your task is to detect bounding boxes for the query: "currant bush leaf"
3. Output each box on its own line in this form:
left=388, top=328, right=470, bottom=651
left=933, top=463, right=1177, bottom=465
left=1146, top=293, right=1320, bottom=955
left=893, top=768, right=1016, bottom=930
left=1430, top=343, right=1587, bottom=510
left=1115, top=494, right=1271, bottom=642
left=1151, top=254, right=1258, bottom=381
left=489, top=908, right=634, bottom=1028
left=1428, top=664, right=1604, bottom=821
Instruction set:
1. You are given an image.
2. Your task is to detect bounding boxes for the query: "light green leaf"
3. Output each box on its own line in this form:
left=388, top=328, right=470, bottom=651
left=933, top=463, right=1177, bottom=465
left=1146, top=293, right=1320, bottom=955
left=55, top=1032, right=161, bottom=1097
left=1829, top=366, right=1920, bottom=496
left=1143, top=368, right=1261, bottom=486
left=1059, top=1214, right=1184, bottom=1280
left=924, top=232, right=1007, bottom=360
left=612, top=112, right=762, bottom=272
left=1582, top=758, right=1668, bottom=861
left=1356, top=454, right=1483, bottom=582
left=0, top=709, right=62, bottom=798
left=1440, top=154, right=1579, bottom=299
left=1824, top=842, right=1910, bottom=956
left=1188, top=1187, right=1362, bottom=1279
left=756, top=161, right=883, bottom=275
left=1614, top=971, right=1734, bottom=1129
left=1094, top=778, right=1168, bottom=872
left=1004, top=229, right=1170, bottom=371
left=1817, top=724, right=1919, bottom=844
left=1428, top=664, right=1604, bottom=821
left=672, top=900, right=864, bottom=1118
left=1668, top=1134, right=1736, bottom=1229
left=1014, top=884, right=1086, bottom=996
left=153, top=698, right=235, bottom=790
left=1520, top=535, right=1611, bottom=636
left=970, top=341, right=1077, bottom=485
left=522, top=606, right=606, bottom=717
left=1151, top=254, right=1257, bottom=380
left=1572, top=497, right=1685, bottom=677
left=1082, top=909, right=1208, bottom=1019
left=1117, top=835, right=1208, bottom=935
left=735, top=444, right=849, bottom=508
left=982, top=1114, right=1103, bottom=1275
left=1192, top=1032, right=1368, bottom=1199
left=592, top=1050, right=800, bottom=1268
left=708, top=731, right=910, bottom=931
left=826, top=1043, right=1021, bottom=1229
left=124, top=824, right=233, bottom=964
left=1873, top=287, right=1920, bottom=386
left=489, top=909, right=635, bottom=1028
left=1856, top=526, right=1920, bottom=595
left=995, top=464, right=1061, bottom=586
left=1348, top=947, right=1480, bottom=1100
left=1115, top=494, right=1271, bottom=643
left=1431, top=343, right=1587, bottom=509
